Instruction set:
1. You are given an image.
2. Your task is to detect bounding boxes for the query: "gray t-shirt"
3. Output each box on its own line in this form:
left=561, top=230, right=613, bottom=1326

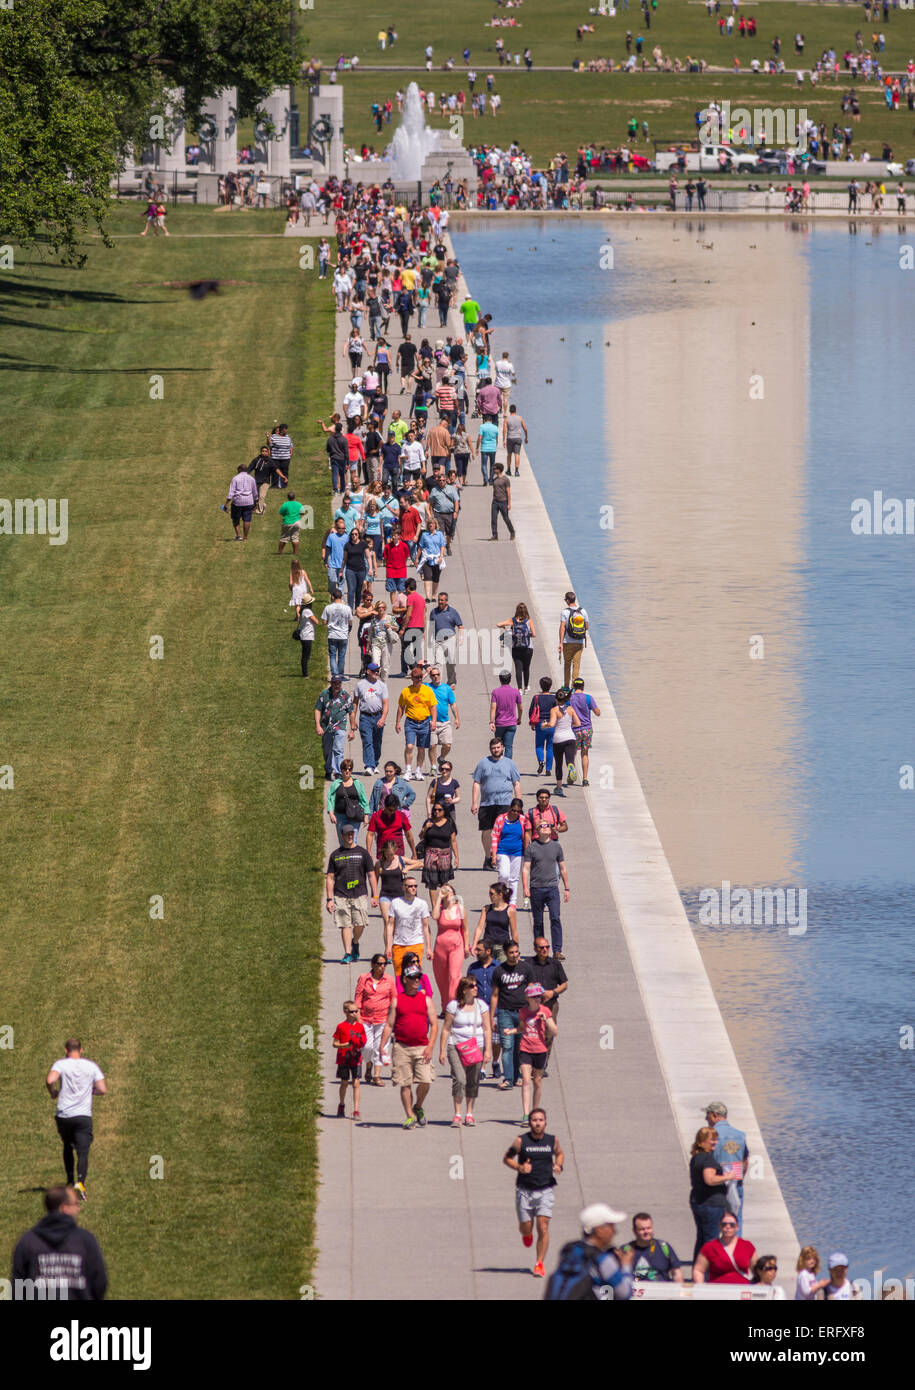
left=473, top=754, right=521, bottom=807
left=524, top=839, right=565, bottom=891
left=321, top=602, right=353, bottom=641
left=354, top=677, right=388, bottom=714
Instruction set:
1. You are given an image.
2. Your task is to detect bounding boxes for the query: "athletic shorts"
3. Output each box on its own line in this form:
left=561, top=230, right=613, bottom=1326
left=336, top=1063, right=360, bottom=1082
left=231, top=503, right=254, bottom=524
left=574, top=728, right=593, bottom=751
left=392, top=1042, right=434, bottom=1087
left=515, top=1186, right=555, bottom=1222
left=478, top=803, right=510, bottom=831
left=506, top=440, right=522, bottom=456
left=404, top=717, right=432, bottom=749
left=519, top=1050, right=547, bottom=1071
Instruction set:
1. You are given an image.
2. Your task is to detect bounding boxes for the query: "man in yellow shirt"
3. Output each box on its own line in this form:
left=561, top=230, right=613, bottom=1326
left=395, top=665, right=438, bottom=781
left=401, top=264, right=417, bottom=297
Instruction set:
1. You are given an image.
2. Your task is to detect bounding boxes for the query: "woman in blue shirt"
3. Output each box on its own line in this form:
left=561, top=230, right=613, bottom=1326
left=417, top=516, right=447, bottom=601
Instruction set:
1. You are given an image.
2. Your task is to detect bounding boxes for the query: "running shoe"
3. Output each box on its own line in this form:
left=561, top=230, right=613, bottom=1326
left=403, top=1116, right=417, bottom=1130
left=533, top=1260, right=545, bottom=1278
left=341, top=953, right=353, bottom=965
left=74, top=1182, right=88, bottom=1202
left=352, top=1110, right=360, bottom=1120
left=352, top=941, right=360, bottom=961
left=553, top=786, right=565, bottom=797
left=582, top=778, right=590, bottom=787
left=414, top=771, right=424, bottom=781
left=464, top=1115, right=475, bottom=1126
left=537, top=762, right=545, bottom=775
left=403, top=767, right=414, bottom=780
left=520, top=1113, right=529, bottom=1126
left=522, top=1233, right=534, bottom=1248
left=414, top=1107, right=427, bottom=1127
left=451, top=1114, right=463, bottom=1127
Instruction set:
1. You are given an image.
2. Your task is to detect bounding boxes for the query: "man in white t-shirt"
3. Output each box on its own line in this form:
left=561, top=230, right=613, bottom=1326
left=494, top=351, right=516, bottom=412
left=46, top=1039, right=107, bottom=1201
left=400, top=432, right=426, bottom=482
left=385, top=877, right=432, bottom=976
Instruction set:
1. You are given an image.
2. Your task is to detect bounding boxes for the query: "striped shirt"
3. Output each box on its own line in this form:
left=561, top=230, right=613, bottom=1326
left=435, top=384, right=456, bottom=412
left=270, top=431, right=293, bottom=461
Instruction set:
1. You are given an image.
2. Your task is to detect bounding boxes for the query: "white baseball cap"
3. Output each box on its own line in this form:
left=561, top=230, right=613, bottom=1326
left=580, top=1203, right=626, bottom=1232
left=828, top=1252, right=849, bottom=1268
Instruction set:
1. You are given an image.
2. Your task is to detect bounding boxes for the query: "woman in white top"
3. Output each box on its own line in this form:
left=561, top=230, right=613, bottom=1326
left=547, top=687, right=581, bottom=797
left=439, top=976, right=492, bottom=1127
left=795, top=1245, right=830, bottom=1300
left=288, top=559, right=314, bottom=614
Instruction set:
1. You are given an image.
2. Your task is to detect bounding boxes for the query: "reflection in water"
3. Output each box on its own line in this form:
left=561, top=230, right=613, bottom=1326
left=453, top=218, right=915, bottom=1281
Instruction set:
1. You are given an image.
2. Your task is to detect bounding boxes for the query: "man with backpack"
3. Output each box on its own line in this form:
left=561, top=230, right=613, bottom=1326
left=544, top=1203, right=634, bottom=1300
left=503, top=1108, right=564, bottom=1279
left=558, top=590, right=589, bottom=686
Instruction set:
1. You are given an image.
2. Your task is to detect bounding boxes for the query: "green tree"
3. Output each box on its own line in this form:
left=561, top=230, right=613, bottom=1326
left=0, top=0, right=302, bottom=262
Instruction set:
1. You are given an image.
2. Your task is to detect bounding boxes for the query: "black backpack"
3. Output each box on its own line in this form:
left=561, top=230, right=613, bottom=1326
left=543, top=1240, right=600, bottom=1301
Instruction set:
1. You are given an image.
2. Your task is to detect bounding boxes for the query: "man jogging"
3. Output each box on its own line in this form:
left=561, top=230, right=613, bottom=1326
left=11, top=1187, right=107, bottom=1300
left=503, top=1107, right=564, bottom=1278
left=46, top=1039, right=106, bottom=1202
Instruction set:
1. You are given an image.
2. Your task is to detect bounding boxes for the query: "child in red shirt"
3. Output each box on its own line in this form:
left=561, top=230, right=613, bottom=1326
left=333, top=1001, right=367, bottom=1119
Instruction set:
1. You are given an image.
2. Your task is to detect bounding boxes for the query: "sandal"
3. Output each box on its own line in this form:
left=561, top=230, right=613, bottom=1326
left=371, top=1077, right=386, bottom=1086
left=497, top=1080, right=512, bottom=1091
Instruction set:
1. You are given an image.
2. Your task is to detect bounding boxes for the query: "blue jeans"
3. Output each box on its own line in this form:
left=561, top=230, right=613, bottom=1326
left=691, top=1201, right=726, bottom=1264
left=326, top=564, right=342, bottom=591
left=322, top=728, right=346, bottom=777
left=328, top=638, right=347, bottom=676
left=497, top=1008, right=521, bottom=1086
left=481, top=451, right=496, bottom=484
left=495, top=724, right=517, bottom=759
left=344, top=567, right=364, bottom=610
left=535, top=724, right=555, bottom=773
left=330, top=461, right=348, bottom=492
left=531, top=883, right=562, bottom=952
left=358, top=711, right=383, bottom=768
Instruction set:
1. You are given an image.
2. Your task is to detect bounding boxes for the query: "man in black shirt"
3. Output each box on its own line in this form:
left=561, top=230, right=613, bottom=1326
left=11, top=1187, right=108, bottom=1300
left=503, top=1108, right=564, bottom=1279
left=397, top=334, right=418, bottom=392
left=251, top=445, right=288, bottom=515
left=326, top=826, right=378, bottom=962
left=491, top=941, right=534, bottom=1091
left=326, top=424, right=349, bottom=494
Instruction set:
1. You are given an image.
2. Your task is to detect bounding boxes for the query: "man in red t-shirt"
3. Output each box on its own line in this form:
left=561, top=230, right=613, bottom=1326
left=345, top=431, right=366, bottom=490
left=379, top=966, right=439, bottom=1128
left=399, top=579, right=427, bottom=673
left=333, top=1001, right=367, bottom=1119
left=398, top=499, right=422, bottom=559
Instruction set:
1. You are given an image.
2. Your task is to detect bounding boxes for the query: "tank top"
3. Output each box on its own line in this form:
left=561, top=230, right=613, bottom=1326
left=496, top=817, right=525, bottom=857
left=506, top=416, right=524, bottom=443
left=436, top=903, right=463, bottom=933
left=394, top=989, right=430, bottom=1046
left=553, top=705, right=575, bottom=744
left=484, top=904, right=512, bottom=944
left=516, top=1131, right=557, bottom=1189
left=378, top=856, right=405, bottom=899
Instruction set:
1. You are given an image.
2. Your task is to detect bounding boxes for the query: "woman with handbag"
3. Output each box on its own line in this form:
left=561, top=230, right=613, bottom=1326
left=327, top=759, right=370, bottom=845
left=431, top=884, right=468, bottom=1014
left=528, top=677, right=557, bottom=778
left=439, top=976, right=493, bottom=1127
left=420, top=800, right=459, bottom=911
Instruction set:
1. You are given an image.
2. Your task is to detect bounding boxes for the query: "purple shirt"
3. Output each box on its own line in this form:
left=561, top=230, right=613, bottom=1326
left=476, top=384, right=502, bottom=415
left=570, top=690, right=595, bottom=731
left=228, top=471, right=258, bottom=506
left=491, top=684, right=522, bottom=728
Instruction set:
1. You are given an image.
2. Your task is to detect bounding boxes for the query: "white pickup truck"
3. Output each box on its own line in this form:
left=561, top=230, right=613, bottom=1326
left=655, top=143, right=759, bottom=173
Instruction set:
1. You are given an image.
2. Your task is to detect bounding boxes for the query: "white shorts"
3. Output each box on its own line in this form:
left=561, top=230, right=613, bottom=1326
left=433, top=722, right=454, bottom=747
left=515, top=1186, right=555, bottom=1222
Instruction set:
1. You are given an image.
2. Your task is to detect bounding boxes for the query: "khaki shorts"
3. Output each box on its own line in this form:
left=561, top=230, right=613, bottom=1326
left=280, top=521, right=301, bottom=542
left=433, top=722, right=454, bottom=748
left=392, top=1042, right=434, bottom=1087
left=334, top=895, right=369, bottom=933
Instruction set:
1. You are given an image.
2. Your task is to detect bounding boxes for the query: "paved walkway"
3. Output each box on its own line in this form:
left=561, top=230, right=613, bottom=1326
left=312, top=238, right=797, bottom=1298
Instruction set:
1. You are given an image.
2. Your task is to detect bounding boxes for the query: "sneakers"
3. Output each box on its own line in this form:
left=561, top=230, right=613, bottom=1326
left=567, top=767, right=577, bottom=785
left=520, top=1113, right=529, bottom=1126
left=537, top=761, right=545, bottom=775
left=533, top=1260, right=545, bottom=1278
left=403, top=767, right=414, bottom=781
left=464, top=1114, right=475, bottom=1126
left=337, top=1104, right=346, bottom=1118
left=451, top=1114, right=463, bottom=1127
left=414, top=771, right=424, bottom=781
left=414, top=1106, right=427, bottom=1127
left=352, top=1110, right=360, bottom=1120
left=403, top=1116, right=417, bottom=1130
left=522, top=1232, right=534, bottom=1248
left=553, top=785, right=565, bottom=797
left=351, top=941, right=361, bottom=962
left=74, top=1182, right=88, bottom=1202
left=582, top=778, right=590, bottom=786
left=341, top=952, right=353, bottom=965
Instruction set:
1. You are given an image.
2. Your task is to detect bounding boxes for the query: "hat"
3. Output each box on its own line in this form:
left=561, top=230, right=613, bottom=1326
left=572, top=677, right=584, bottom=689
left=704, top=1102, right=728, bottom=1116
left=580, top=1202, right=626, bottom=1233
left=525, top=982, right=545, bottom=997
left=351, top=378, right=360, bottom=387
left=828, top=1253, right=849, bottom=1269
left=330, top=674, right=344, bottom=684
left=402, top=966, right=421, bottom=980
left=340, top=824, right=356, bottom=836
left=366, top=661, right=380, bottom=672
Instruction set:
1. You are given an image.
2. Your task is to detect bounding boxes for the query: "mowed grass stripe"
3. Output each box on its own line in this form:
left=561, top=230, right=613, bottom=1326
left=0, top=204, right=332, bottom=1298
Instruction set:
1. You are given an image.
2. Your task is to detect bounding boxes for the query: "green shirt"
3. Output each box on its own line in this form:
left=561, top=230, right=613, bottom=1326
left=280, top=499, right=304, bottom=525
left=460, top=298, right=481, bottom=325
left=391, top=419, right=410, bottom=445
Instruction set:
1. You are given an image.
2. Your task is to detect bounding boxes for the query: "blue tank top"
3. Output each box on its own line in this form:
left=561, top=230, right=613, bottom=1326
left=497, top=816, right=525, bottom=856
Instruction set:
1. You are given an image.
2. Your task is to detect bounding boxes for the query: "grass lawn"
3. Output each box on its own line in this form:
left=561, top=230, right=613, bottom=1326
left=302, top=0, right=915, bottom=72
left=316, top=67, right=915, bottom=167
left=0, top=202, right=334, bottom=1299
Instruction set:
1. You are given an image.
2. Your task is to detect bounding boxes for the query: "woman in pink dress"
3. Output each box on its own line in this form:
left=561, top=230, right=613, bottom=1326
left=431, top=885, right=468, bottom=1014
